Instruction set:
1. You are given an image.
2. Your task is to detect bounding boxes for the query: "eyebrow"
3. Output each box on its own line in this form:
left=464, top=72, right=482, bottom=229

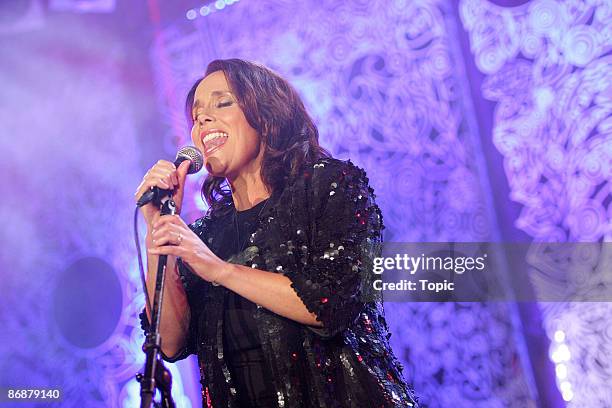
left=192, top=90, right=234, bottom=110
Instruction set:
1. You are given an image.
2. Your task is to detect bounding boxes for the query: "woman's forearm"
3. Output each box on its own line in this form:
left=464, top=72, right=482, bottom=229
left=145, top=233, right=191, bottom=358
left=215, top=263, right=323, bottom=328
left=145, top=215, right=322, bottom=328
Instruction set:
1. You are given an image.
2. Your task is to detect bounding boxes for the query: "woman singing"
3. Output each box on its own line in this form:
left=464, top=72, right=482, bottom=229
left=136, top=58, right=419, bottom=408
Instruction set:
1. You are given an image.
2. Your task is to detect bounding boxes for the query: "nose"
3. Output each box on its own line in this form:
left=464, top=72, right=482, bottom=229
left=194, top=108, right=215, bottom=126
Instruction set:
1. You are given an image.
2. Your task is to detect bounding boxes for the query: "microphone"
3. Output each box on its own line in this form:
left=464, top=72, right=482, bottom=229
left=136, top=146, right=203, bottom=207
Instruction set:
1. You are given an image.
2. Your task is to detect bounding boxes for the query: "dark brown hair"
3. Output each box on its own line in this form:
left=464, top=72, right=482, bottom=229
left=185, top=59, right=329, bottom=214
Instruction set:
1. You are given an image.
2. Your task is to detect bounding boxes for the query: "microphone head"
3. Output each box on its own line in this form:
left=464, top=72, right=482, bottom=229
left=175, top=146, right=204, bottom=174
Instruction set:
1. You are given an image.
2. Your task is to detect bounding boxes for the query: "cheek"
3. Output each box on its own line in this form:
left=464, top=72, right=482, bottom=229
left=190, top=126, right=200, bottom=146
left=234, top=131, right=259, bottom=157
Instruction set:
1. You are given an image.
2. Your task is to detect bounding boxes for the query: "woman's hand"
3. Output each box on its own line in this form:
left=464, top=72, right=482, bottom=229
left=147, top=214, right=230, bottom=284
left=134, top=160, right=191, bottom=227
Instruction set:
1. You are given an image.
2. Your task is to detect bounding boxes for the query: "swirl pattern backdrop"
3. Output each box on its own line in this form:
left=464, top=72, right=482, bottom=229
left=460, top=0, right=611, bottom=406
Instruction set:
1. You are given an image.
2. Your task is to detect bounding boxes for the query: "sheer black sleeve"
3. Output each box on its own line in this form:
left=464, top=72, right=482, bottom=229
left=138, top=249, right=203, bottom=362
left=285, top=159, right=383, bottom=338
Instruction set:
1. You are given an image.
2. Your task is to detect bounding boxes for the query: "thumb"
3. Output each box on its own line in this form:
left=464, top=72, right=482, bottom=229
left=173, top=160, right=191, bottom=211
left=176, top=160, right=191, bottom=184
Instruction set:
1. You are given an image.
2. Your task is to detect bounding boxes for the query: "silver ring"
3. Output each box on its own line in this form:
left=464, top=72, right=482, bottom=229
left=177, top=232, right=183, bottom=245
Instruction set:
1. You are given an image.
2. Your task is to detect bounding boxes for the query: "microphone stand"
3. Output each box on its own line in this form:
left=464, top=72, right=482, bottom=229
left=137, top=195, right=177, bottom=408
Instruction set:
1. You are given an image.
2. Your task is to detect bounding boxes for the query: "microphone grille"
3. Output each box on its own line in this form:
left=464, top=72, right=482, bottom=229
left=175, top=146, right=204, bottom=174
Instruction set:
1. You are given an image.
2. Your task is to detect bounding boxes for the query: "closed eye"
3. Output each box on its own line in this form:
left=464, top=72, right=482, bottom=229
left=216, top=100, right=234, bottom=108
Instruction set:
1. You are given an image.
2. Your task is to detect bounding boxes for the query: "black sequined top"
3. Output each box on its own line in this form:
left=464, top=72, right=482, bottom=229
left=219, top=199, right=279, bottom=406
left=140, top=157, right=420, bottom=407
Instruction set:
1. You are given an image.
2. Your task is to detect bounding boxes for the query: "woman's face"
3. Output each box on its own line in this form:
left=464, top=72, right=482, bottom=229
left=190, top=71, right=262, bottom=179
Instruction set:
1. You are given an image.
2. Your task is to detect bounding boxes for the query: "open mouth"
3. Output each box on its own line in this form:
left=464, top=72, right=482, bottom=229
left=201, top=131, right=229, bottom=156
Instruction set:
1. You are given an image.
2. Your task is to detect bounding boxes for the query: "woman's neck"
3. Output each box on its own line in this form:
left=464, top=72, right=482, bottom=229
left=229, top=169, right=270, bottom=211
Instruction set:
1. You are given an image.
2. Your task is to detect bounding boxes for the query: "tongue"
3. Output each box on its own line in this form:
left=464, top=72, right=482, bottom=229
left=205, top=137, right=227, bottom=152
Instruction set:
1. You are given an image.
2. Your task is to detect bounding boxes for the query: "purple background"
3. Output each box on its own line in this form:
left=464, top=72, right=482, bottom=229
left=0, top=0, right=610, bottom=407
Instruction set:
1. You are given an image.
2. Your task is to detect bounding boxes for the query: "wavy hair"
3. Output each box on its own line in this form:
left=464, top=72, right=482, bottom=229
left=185, top=59, right=329, bottom=214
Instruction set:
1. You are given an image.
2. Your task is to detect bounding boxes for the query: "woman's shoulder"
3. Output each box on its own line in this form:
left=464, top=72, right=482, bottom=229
left=304, top=156, right=372, bottom=189
left=292, top=156, right=381, bottom=225
left=312, top=156, right=366, bottom=174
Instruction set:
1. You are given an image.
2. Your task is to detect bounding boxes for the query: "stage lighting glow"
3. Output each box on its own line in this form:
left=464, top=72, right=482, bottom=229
left=551, top=330, right=574, bottom=403
left=560, top=378, right=575, bottom=402
left=553, top=329, right=565, bottom=342
left=560, top=380, right=571, bottom=392
left=555, top=363, right=567, bottom=380
left=186, top=9, right=197, bottom=20
left=186, top=0, right=238, bottom=20
left=551, top=343, right=571, bottom=363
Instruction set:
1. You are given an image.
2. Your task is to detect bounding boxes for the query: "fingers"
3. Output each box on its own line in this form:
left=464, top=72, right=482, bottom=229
left=151, top=228, right=183, bottom=246
left=153, top=214, right=186, bottom=229
left=148, top=245, right=184, bottom=256
left=148, top=220, right=190, bottom=255
left=134, top=160, right=181, bottom=201
left=150, top=215, right=188, bottom=246
left=148, top=163, right=178, bottom=190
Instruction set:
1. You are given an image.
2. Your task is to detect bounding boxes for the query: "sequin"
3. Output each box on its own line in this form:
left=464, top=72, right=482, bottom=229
left=277, top=391, right=285, bottom=408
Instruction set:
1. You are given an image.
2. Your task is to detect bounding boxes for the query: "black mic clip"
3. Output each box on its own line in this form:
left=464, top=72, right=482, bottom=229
left=136, top=186, right=173, bottom=208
